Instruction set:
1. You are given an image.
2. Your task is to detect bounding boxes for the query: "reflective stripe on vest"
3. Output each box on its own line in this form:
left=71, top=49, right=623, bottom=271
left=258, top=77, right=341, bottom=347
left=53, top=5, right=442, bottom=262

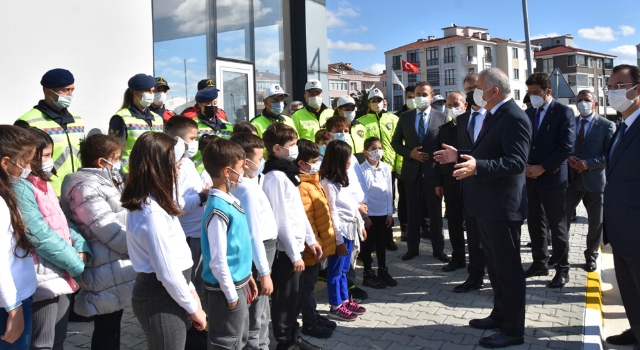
left=193, top=120, right=233, bottom=172
left=116, top=108, right=163, bottom=172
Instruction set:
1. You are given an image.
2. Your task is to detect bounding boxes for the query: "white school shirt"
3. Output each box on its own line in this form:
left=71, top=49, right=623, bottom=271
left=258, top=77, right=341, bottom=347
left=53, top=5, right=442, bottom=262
left=177, top=158, right=205, bottom=238
left=126, top=198, right=198, bottom=314
left=201, top=170, right=212, bottom=188
left=359, top=160, right=393, bottom=217
left=321, top=178, right=363, bottom=245
left=230, top=176, right=277, bottom=276
left=347, top=154, right=367, bottom=205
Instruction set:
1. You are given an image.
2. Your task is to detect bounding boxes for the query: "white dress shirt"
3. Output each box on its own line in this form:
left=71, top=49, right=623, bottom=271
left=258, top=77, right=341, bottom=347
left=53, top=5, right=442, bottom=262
left=177, top=158, right=205, bottom=238
left=347, top=154, right=367, bottom=205
left=321, top=178, right=364, bottom=245
left=414, top=107, right=432, bottom=135
left=490, top=97, right=513, bottom=115
left=359, top=160, right=393, bottom=216
left=468, top=107, right=487, bottom=142
left=623, top=108, right=640, bottom=129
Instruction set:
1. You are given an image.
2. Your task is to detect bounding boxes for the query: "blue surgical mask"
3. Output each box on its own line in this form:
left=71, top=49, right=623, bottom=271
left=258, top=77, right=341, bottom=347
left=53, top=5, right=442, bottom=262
left=435, top=105, right=445, bottom=112
left=49, top=89, right=72, bottom=110
left=269, top=101, right=284, bottom=115
left=319, top=145, right=327, bottom=155
left=332, top=132, right=350, bottom=142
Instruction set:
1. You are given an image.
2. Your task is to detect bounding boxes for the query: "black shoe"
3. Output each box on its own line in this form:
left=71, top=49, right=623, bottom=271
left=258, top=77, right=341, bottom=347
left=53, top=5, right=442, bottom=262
left=296, top=337, right=322, bottom=350
left=524, top=265, right=549, bottom=278
left=402, top=251, right=419, bottom=261
left=478, top=332, right=524, bottom=348
left=606, top=329, right=637, bottom=345
left=433, top=251, right=451, bottom=263
left=348, top=285, right=368, bottom=302
left=585, top=260, right=597, bottom=272
left=548, top=270, right=569, bottom=288
left=317, top=316, right=337, bottom=330
left=547, top=256, right=558, bottom=266
left=386, top=240, right=398, bottom=251
left=301, top=322, right=333, bottom=339
left=363, top=270, right=386, bottom=289
left=185, top=327, right=208, bottom=349
left=317, top=268, right=327, bottom=283
left=469, top=317, right=501, bottom=330
left=378, top=267, right=397, bottom=287
left=442, top=261, right=466, bottom=272
left=453, top=279, right=484, bottom=293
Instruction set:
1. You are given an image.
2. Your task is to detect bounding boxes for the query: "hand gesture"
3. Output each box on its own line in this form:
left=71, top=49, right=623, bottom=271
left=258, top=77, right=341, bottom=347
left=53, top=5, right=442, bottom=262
left=433, top=144, right=458, bottom=164
left=410, top=146, right=429, bottom=162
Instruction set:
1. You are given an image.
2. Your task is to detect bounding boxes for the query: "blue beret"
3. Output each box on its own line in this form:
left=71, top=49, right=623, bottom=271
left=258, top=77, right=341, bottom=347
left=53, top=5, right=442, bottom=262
left=195, top=87, right=219, bottom=102
left=40, top=69, right=74, bottom=88
left=127, top=74, right=157, bottom=91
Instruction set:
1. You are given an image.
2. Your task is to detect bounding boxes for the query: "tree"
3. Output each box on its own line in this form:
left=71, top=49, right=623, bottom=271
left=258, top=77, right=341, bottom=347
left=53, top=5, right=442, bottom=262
left=350, top=89, right=370, bottom=119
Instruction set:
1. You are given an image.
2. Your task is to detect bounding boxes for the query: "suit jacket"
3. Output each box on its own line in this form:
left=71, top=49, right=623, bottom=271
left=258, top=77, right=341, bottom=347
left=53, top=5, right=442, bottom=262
left=603, top=112, right=640, bottom=253
left=437, top=119, right=460, bottom=177
left=461, top=99, right=532, bottom=221
left=391, top=108, right=447, bottom=185
left=570, top=114, right=615, bottom=193
left=525, top=99, right=576, bottom=190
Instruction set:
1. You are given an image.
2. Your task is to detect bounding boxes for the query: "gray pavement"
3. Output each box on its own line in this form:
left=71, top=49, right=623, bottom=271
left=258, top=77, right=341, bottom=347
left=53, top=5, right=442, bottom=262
left=65, top=204, right=593, bottom=350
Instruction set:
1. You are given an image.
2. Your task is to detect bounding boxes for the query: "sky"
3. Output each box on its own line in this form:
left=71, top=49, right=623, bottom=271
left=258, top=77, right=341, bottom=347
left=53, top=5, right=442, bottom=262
left=327, top=0, right=640, bottom=74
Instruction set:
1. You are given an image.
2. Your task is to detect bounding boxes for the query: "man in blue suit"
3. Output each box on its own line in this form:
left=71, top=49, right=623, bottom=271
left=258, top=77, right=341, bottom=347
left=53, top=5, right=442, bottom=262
left=524, top=73, right=576, bottom=288
left=565, top=90, right=615, bottom=272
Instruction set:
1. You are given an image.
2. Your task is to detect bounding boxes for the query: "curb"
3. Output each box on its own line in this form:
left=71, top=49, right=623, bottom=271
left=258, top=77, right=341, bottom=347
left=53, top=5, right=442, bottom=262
left=583, top=253, right=604, bottom=350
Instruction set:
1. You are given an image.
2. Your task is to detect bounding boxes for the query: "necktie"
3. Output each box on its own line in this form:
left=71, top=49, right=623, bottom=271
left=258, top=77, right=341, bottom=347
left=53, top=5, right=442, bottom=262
left=610, top=122, right=628, bottom=158
left=533, top=107, right=543, bottom=141
left=469, top=111, right=479, bottom=143
left=418, top=111, right=426, bottom=143
left=478, top=111, right=493, bottom=136
left=578, top=119, right=588, bottom=146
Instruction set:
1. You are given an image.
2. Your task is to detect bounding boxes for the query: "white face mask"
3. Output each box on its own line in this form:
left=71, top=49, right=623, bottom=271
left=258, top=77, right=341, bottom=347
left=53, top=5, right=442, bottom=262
left=332, top=132, right=350, bottom=143
left=447, top=107, right=464, bottom=118
left=270, top=101, right=285, bottom=115
left=370, top=101, right=384, bottom=113
left=139, top=92, right=154, bottom=108
left=530, top=94, right=546, bottom=109
left=344, top=110, right=356, bottom=122
left=577, top=101, right=593, bottom=117
left=103, top=158, right=122, bottom=172
left=367, top=149, right=383, bottom=162
left=608, top=85, right=639, bottom=112
left=282, top=145, right=298, bottom=161
left=41, top=159, right=54, bottom=176
left=303, top=161, right=321, bottom=175
left=10, top=160, right=31, bottom=183
left=184, top=139, right=199, bottom=158
left=50, top=89, right=72, bottom=110
left=227, top=167, right=244, bottom=189
left=153, top=92, right=167, bottom=105
left=406, top=98, right=417, bottom=110
left=307, top=96, right=323, bottom=109
left=473, top=88, right=492, bottom=108
left=247, top=158, right=265, bottom=178
left=415, top=96, right=430, bottom=109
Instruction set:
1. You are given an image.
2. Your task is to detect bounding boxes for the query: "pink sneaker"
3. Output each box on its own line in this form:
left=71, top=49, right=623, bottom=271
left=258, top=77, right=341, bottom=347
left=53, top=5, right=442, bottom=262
left=328, top=305, right=358, bottom=322
left=343, top=297, right=366, bottom=315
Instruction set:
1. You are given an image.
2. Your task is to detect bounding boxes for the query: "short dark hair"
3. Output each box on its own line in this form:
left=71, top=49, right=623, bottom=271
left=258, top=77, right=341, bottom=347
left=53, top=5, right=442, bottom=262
left=363, top=136, right=381, bottom=151
left=233, top=121, right=257, bottom=135
left=612, top=64, right=640, bottom=85
left=405, top=85, right=416, bottom=93
left=415, top=81, right=433, bottom=90
left=463, top=73, right=479, bottom=85
left=315, top=129, right=330, bottom=144
left=164, top=115, right=198, bottom=139
left=577, top=89, right=594, bottom=99
left=525, top=72, right=551, bottom=91
left=325, top=115, right=350, bottom=133
left=295, top=139, right=320, bottom=164
left=79, top=134, right=124, bottom=168
left=229, top=132, right=264, bottom=158
left=202, top=138, right=246, bottom=179
left=319, top=140, right=351, bottom=187
left=523, top=92, right=531, bottom=104
left=198, top=134, right=219, bottom=152
left=263, top=123, right=297, bottom=155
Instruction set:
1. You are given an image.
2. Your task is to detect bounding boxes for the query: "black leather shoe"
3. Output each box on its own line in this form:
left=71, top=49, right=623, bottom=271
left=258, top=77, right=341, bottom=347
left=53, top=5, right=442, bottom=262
left=469, top=317, right=501, bottom=330
left=433, top=251, right=451, bottom=263
left=524, top=265, right=549, bottom=278
left=301, top=322, right=333, bottom=339
left=478, top=332, right=524, bottom=348
left=402, top=251, right=419, bottom=261
left=386, top=240, right=398, bottom=251
left=548, top=270, right=569, bottom=288
left=606, top=328, right=637, bottom=345
left=585, top=260, right=597, bottom=272
left=453, top=279, right=483, bottom=293
left=442, top=261, right=466, bottom=272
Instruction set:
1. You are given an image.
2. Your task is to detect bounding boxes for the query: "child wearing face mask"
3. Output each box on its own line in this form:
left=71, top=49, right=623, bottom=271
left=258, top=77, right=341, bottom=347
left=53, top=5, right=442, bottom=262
left=314, top=129, right=331, bottom=162
left=200, top=138, right=258, bottom=349
left=15, top=127, right=92, bottom=350
left=293, top=139, right=337, bottom=338
left=227, top=132, right=276, bottom=349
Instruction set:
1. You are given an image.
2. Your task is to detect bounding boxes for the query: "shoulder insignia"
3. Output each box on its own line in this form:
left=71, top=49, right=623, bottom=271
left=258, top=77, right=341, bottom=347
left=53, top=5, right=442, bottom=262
left=386, top=122, right=393, bottom=131
left=357, top=130, right=365, bottom=138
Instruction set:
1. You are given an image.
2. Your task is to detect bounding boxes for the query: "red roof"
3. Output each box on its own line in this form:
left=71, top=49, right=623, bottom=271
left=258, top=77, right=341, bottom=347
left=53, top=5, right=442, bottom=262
left=534, top=45, right=616, bottom=58
left=328, top=62, right=379, bottom=77
left=385, top=35, right=493, bottom=54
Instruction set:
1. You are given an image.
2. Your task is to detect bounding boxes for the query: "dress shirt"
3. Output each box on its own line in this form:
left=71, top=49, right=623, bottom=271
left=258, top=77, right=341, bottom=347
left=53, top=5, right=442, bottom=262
left=577, top=114, right=595, bottom=136
left=177, top=158, right=205, bottom=238
left=533, top=100, right=551, bottom=130
left=359, top=160, right=393, bottom=216
left=624, top=108, right=640, bottom=129
left=414, top=107, right=432, bottom=135
left=490, top=97, right=514, bottom=116
left=468, top=108, right=487, bottom=142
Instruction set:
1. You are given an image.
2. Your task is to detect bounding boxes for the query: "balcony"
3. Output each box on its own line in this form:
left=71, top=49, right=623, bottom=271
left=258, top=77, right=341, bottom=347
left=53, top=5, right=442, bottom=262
left=461, top=54, right=477, bottom=65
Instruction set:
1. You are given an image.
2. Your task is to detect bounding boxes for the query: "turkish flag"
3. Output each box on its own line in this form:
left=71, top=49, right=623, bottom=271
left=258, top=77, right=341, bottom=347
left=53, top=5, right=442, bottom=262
left=401, top=60, right=419, bottom=73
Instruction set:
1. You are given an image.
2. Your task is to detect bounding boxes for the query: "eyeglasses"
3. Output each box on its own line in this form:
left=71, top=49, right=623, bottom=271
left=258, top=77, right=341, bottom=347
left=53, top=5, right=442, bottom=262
left=604, top=83, right=639, bottom=92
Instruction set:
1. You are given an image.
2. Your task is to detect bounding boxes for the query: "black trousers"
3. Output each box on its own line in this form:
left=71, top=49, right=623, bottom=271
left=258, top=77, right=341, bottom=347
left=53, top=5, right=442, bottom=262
left=463, top=212, right=486, bottom=281
left=443, top=176, right=465, bottom=263
left=404, top=175, right=444, bottom=254
left=397, top=176, right=430, bottom=232
left=91, top=309, right=124, bottom=350
left=361, top=216, right=388, bottom=270
left=271, top=250, right=302, bottom=345
left=613, top=250, right=640, bottom=345
left=565, top=174, right=603, bottom=261
left=476, top=216, right=526, bottom=337
left=527, top=182, right=569, bottom=270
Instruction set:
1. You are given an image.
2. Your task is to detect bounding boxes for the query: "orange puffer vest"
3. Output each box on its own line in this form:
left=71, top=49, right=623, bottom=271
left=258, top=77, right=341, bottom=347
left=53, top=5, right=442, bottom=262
left=298, top=172, right=336, bottom=265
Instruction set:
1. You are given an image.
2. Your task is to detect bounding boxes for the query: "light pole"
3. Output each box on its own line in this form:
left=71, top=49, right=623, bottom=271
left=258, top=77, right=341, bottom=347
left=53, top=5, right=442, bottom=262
left=522, top=0, right=534, bottom=77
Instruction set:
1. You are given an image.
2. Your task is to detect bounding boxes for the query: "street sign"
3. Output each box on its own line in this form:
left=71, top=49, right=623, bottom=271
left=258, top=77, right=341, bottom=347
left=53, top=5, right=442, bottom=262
left=550, top=68, right=575, bottom=99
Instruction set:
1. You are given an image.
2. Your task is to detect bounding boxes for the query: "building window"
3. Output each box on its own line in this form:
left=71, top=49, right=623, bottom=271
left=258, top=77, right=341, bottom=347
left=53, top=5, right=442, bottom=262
left=513, top=69, right=520, bottom=80
left=427, top=68, right=440, bottom=86
left=513, top=48, right=519, bottom=59
left=577, top=74, right=588, bottom=86
left=604, top=58, right=613, bottom=69
left=433, top=88, right=441, bottom=95
left=445, top=90, right=456, bottom=97
left=468, top=68, right=474, bottom=74
left=444, top=69, right=455, bottom=85
left=484, top=47, right=492, bottom=63
left=407, top=50, right=420, bottom=67
left=598, top=77, right=603, bottom=88
left=444, top=47, right=455, bottom=63
left=392, top=55, right=401, bottom=70
left=568, top=75, right=576, bottom=86
left=597, top=59, right=602, bottom=69
left=568, top=97, right=577, bottom=105
left=330, top=80, right=347, bottom=91
left=567, top=55, right=576, bottom=67
left=426, top=47, right=439, bottom=66
left=589, top=77, right=594, bottom=87
left=588, top=57, right=594, bottom=68
left=382, top=80, right=387, bottom=88
left=393, top=84, right=403, bottom=91
left=408, top=73, right=418, bottom=84
left=514, top=89, right=521, bottom=100
left=349, top=82, right=358, bottom=91
left=467, top=46, right=474, bottom=57
left=542, top=59, right=553, bottom=74
left=576, top=55, right=586, bottom=66
left=393, top=95, right=404, bottom=110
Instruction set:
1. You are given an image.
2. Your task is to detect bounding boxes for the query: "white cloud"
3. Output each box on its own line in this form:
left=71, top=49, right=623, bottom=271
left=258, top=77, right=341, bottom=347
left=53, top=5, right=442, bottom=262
left=327, top=39, right=375, bottom=51
left=609, top=45, right=638, bottom=65
left=619, top=25, right=636, bottom=36
left=326, top=1, right=361, bottom=32
left=343, top=25, right=368, bottom=34
left=530, top=32, right=559, bottom=40
left=578, top=26, right=617, bottom=41
left=362, top=63, right=385, bottom=75
left=326, top=10, right=347, bottom=28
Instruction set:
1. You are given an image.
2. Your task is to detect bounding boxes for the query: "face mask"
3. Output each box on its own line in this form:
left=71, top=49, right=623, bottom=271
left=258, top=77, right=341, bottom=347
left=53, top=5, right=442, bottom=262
left=281, top=145, right=298, bottom=161
left=434, top=105, right=445, bottom=113
left=139, top=92, right=154, bottom=108
left=49, top=89, right=72, bottom=110
left=577, top=101, right=593, bottom=117
left=371, top=102, right=383, bottom=112
left=530, top=95, right=545, bottom=109
left=319, top=145, right=327, bottom=156
left=184, top=139, right=199, bottom=158
left=270, top=101, right=284, bottom=115
left=102, top=159, right=122, bottom=173
left=42, top=159, right=54, bottom=176
left=406, top=98, right=417, bottom=110
left=344, top=110, right=356, bottom=122
left=367, top=149, right=383, bottom=162
left=608, top=85, right=639, bottom=112
left=227, top=167, right=244, bottom=189
left=303, top=162, right=321, bottom=175
left=307, top=96, right=323, bottom=109
left=10, top=160, right=31, bottom=183
left=447, top=107, right=464, bottom=118
left=466, top=91, right=477, bottom=108
left=415, top=96, right=430, bottom=109
left=247, top=158, right=265, bottom=178
left=153, top=92, right=167, bottom=105
left=332, top=132, right=350, bottom=142
left=204, top=105, right=218, bottom=119
left=473, top=88, right=493, bottom=109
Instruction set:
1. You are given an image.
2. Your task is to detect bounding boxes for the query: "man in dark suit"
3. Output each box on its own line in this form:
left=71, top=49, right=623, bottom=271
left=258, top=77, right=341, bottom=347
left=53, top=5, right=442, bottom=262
left=434, top=67, right=530, bottom=348
left=391, top=81, right=450, bottom=263
left=603, top=64, right=640, bottom=348
left=524, top=73, right=576, bottom=288
left=566, top=89, right=615, bottom=272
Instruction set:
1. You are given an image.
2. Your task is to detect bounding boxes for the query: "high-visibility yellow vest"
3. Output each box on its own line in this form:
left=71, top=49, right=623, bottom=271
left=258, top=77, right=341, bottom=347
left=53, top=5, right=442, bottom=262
left=251, top=113, right=296, bottom=157
left=291, top=107, right=334, bottom=142
left=193, top=118, right=233, bottom=173
left=357, top=111, right=403, bottom=172
left=115, top=108, right=164, bottom=174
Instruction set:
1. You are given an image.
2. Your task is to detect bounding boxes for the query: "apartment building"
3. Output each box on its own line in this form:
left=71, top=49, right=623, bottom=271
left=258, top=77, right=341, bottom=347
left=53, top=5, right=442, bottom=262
left=328, top=62, right=380, bottom=107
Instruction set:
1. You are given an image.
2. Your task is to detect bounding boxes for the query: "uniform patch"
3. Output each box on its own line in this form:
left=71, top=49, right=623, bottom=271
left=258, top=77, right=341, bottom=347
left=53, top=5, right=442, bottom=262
left=357, top=130, right=365, bottom=138
left=386, top=122, right=393, bottom=131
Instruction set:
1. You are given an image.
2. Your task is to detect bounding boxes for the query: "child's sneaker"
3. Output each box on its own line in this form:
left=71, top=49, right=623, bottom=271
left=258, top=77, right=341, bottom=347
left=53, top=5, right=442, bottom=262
left=363, top=270, right=386, bottom=289
left=328, top=305, right=358, bottom=322
left=378, top=267, right=398, bottom=287
left=343, top=297, right=366, bottom=315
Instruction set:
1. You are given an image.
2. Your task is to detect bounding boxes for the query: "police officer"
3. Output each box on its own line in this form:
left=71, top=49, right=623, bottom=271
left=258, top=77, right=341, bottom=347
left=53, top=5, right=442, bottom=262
left=251, top=84, right=295, bottom=138
left=182, top=79, right=228, bottom=121
left=431, top=94, right=446, bottom=114
left=150, top=76, right=176, bottom=122
left=191, top=87, right=233, bottom=172
left=108, top=73, right=164, bottom=174
left=15, top=68, right=84, bottom=196
left=291, top=79, right=334, bottom=141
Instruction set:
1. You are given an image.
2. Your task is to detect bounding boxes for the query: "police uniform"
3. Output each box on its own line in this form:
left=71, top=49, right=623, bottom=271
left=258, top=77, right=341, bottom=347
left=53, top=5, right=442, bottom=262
left=182, top=79, right=228, bottom=121
left=191, top=87, right=233, bottom=172
left=149, top=76, right=176, bottom=122
left=291, top=80, right=334, bottom=141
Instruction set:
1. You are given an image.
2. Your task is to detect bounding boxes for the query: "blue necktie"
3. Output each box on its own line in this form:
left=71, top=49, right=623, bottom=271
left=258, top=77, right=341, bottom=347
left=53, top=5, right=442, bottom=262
left=610, top=122, right=628, bottom=158
left=469, top=111, right=479, bottom=143
left=533, top=107, right=543, bottom=141
left=418, top=111, right=426, bottom=143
